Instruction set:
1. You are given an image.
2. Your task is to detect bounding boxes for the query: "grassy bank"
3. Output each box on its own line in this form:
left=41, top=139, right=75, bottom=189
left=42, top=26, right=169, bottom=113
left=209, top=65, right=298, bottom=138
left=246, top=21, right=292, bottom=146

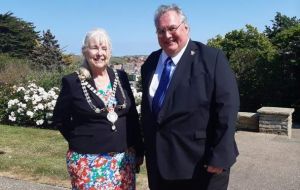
left=0, top=124, right=148, bottom=189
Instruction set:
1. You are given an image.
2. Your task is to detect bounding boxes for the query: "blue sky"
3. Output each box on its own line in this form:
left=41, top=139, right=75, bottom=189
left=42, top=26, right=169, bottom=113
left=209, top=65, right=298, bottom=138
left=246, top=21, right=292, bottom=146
left=1, top=0, right=299, bottom=56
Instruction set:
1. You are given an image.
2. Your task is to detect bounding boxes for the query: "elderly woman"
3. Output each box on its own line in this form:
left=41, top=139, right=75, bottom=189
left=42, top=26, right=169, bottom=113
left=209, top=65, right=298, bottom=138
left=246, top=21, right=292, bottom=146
left=52, top=28, right=144, bottom=190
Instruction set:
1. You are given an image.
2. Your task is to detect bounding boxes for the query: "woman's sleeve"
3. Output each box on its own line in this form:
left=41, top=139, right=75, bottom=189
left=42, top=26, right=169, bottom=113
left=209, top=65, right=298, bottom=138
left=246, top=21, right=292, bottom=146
left=52, top=77, right=72, bottom=141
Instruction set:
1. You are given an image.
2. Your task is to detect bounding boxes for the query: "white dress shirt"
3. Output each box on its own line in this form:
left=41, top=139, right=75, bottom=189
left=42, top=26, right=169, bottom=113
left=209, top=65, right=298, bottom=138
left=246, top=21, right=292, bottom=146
left=149, top=39, right=190, bottom=106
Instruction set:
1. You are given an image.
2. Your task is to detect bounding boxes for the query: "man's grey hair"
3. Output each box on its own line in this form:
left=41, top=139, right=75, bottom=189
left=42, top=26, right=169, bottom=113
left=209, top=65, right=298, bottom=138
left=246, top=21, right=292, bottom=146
left=154, top=4, right=188, bottom=29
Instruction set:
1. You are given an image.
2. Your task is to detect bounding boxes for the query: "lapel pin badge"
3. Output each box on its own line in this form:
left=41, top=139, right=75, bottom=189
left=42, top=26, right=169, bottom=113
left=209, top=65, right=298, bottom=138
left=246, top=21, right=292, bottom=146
left=191, top=50, right=195, bottom=55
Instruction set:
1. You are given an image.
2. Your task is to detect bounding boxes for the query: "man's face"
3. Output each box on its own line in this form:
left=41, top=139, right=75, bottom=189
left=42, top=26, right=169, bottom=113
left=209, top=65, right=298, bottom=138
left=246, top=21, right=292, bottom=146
left=156, top=10, right=189, bottom=57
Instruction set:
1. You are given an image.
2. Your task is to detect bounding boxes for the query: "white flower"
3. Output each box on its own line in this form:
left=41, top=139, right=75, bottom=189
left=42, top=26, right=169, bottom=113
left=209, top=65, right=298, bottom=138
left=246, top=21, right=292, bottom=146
left=136, top=105, right=141, bottom=114
left=36, top=119, right=44, bottom=125
left=38, top=87, right=45, bottom=94
left=41, top=93, right=49, bottom=101
left=7, top=101, right=14, bottom=109
left=36, top=103, right=44, bottom=110
left=28, top=83, right=38, bottom=89
left=17, top=102, right=25, bottom=108
left=46, top=102, right=55, bottom=110
left=26, top=111, right=34, bottom=118
left=135, top=92, right=142, bottom=98
left=48, top=90, right=54, bottom=96
left=32, top=94, right=42, bottom=102
left=7, top=99, right=19, bottom=108
left=9, top=115, right=16, bottom=121
left=21, top=103, right=27, bottom=108
left=17, top=108, right=23, bottom=113
left=24, top=95, right=30, bottom=102
left=51, top=100, right=57, bottom=106
left=17, top=87, right=26, bottom=92
left=9, top=112, right=16, bottom=121
left=46, top=112, right=53, bottom=119
left=131, top=87, right=137, bottom=94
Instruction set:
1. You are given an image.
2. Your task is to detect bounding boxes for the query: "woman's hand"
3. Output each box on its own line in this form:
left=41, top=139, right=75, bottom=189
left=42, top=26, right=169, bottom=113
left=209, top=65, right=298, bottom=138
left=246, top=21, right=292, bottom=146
left=135, top=156, right=144, bottom=173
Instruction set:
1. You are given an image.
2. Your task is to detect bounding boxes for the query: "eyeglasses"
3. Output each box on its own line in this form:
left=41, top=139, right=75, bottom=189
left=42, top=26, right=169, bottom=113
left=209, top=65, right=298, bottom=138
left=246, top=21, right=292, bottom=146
left=156, top=22, right=184, bottom=36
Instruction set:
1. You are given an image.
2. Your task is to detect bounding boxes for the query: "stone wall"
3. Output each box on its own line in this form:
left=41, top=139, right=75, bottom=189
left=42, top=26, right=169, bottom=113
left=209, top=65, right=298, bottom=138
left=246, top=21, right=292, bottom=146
left=257, top=107, right=294, bottom=138
left=237, top=112, right=258, bottom=131
left=236, top=107, right=295, bottom=138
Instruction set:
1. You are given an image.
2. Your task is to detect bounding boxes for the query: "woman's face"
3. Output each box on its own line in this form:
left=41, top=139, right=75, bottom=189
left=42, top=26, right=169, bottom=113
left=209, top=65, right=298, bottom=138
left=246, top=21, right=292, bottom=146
left=84, top=37, right=111, bottom=72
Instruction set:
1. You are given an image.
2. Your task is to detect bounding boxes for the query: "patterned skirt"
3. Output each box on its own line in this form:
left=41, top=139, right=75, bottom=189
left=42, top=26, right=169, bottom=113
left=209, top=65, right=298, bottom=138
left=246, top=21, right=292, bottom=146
left=66, top=149, right=136, bottom=190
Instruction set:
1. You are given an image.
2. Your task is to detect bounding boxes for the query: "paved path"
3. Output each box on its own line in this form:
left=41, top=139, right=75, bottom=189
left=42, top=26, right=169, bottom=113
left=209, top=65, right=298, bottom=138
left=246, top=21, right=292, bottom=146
left=229, top=127, right=300, bottom=190
left=0, top=176, right=67, bottom=190
left=1, top=127, right=300, bottom=190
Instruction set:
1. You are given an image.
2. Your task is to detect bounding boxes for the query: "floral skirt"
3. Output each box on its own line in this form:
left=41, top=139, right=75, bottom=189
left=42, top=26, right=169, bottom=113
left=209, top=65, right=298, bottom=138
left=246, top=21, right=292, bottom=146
left=66, top=149, right=136, bottom=190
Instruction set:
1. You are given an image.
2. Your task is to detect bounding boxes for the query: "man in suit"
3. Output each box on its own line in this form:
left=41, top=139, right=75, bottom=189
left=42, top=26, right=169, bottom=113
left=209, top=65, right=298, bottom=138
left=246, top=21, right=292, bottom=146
left=141, top=4, right=240, bottom=190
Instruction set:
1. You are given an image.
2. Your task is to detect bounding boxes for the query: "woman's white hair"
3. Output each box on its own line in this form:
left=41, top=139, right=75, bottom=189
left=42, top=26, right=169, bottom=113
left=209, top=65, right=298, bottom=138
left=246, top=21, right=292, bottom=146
left=80, top=28, right=112, bottom=73
left=81, top=28, right=112, bottom=54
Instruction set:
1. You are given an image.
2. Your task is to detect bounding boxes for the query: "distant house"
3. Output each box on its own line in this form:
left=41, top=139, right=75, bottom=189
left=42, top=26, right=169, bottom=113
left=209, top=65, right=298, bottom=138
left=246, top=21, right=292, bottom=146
left=111, top=64, right=123, bottom=70
left=111, top=55, right=146, bottom=87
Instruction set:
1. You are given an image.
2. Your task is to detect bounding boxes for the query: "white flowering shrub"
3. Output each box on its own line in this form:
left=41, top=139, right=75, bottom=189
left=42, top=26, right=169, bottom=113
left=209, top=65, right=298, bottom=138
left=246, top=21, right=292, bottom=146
left=131, top=86, right=142, bottom=114
left=6, top=82, right=59, bottom=127
left=0, top=83, right=13, bottom=123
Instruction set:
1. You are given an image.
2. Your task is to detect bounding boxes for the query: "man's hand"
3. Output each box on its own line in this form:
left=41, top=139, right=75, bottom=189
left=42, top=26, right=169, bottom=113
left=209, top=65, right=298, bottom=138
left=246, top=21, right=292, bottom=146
left=206, top=165, right=224, bottom=174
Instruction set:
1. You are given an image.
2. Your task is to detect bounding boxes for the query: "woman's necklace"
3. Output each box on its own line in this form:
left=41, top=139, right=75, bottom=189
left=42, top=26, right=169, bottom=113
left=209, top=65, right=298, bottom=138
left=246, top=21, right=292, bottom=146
left=77, top=68, right=126, bottom=131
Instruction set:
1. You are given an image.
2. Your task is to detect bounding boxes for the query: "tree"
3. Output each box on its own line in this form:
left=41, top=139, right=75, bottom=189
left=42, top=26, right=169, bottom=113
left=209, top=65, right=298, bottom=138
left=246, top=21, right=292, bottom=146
left=272, top=24, right=300, bottom=63
left=272, top=25, right=300, bottom=107
left=207, top=13, right=300, bottom=120
left=208, top=25, right=277, bottom=111
left=264, top=13, right=300, bottom=112
left=265, top=12, right=300, bottom=40
left=209, top=25, right=276, bottom=61
left=30, top=29, right=65, bottom=70
left=0, top=12, right=39, bottom=58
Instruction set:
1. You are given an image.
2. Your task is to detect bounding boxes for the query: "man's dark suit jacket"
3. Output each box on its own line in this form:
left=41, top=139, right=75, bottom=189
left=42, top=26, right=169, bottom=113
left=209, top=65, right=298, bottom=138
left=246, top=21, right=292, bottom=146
left=52, top=67, right=143, bottom=156
left=141, top=40, right=239, bottom=183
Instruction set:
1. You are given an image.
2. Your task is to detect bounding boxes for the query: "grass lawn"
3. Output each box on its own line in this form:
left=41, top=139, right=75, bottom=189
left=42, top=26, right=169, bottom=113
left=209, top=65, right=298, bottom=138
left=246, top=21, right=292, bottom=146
left=0, top=124, right=148, bottom=189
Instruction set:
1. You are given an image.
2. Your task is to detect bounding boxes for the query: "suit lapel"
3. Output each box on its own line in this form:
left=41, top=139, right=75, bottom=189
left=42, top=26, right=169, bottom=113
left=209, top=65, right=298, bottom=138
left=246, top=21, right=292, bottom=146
left=146, top=51, right=161, bottom=91
left=157, top=41, right=199, bottom=123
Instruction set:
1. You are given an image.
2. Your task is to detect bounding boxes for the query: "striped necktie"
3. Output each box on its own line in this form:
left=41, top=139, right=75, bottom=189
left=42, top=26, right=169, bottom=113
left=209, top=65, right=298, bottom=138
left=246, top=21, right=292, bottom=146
left=152, top=57, right=173, bottom=117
